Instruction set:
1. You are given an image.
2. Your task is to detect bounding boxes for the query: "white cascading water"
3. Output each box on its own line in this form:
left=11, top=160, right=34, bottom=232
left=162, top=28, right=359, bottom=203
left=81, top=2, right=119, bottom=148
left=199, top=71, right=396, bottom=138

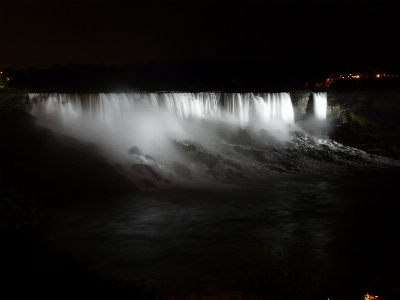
left=223, top=93, right=294, bottom=125
left=313, top=92, right=327, bottom=120
left=27, top=92, right=295, bottom=164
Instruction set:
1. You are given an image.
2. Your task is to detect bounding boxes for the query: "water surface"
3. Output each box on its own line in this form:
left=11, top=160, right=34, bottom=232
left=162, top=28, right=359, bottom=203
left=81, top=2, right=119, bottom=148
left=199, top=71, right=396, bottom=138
left=47, top=167, right=400, bottom=299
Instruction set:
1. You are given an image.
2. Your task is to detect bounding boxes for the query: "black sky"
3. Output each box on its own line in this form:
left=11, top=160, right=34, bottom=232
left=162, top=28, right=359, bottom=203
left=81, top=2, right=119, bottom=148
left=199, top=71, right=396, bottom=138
left=1, top=0, right=399, bottom=70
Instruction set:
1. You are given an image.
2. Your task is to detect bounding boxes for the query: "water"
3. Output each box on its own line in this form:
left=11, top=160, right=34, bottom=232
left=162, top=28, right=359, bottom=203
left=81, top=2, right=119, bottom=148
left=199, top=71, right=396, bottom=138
left=46, top=168, right=400, bottom=299
left=27, top=91, right=399, bottom=298
left=26, top=92, right=295, bottom=163
left=27, top=92, right=295, bottom=126
left=313, top=92, right=327, bottom=120
left=27, top=92, right=399, bottom=190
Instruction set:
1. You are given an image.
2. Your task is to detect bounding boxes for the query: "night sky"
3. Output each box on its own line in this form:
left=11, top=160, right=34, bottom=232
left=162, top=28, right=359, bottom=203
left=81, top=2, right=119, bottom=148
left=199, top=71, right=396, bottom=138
left=1, top=0, right=399, bottom=70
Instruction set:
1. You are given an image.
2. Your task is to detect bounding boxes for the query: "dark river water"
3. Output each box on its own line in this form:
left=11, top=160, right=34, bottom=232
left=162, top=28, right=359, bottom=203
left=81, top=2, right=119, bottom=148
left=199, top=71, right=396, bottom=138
left=46, top=167, right=400, bottom=299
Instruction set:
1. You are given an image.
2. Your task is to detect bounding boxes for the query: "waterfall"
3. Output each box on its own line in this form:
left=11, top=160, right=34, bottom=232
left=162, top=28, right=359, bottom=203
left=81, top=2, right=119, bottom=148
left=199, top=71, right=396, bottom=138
left=26, top=92, right=296, bottom=163
left=27, top=92, right=295, bottom=126
left=313, top=92, right=327, bottom=120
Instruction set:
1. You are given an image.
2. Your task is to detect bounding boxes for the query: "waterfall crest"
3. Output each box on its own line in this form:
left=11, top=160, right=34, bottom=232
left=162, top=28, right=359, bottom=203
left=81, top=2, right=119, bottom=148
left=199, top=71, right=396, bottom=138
left=28, top=92, right=295, bottom=126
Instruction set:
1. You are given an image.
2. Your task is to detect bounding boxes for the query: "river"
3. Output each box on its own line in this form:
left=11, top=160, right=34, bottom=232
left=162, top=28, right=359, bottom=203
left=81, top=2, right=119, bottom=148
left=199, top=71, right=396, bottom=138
left=45, top=167, right=400, bottom=299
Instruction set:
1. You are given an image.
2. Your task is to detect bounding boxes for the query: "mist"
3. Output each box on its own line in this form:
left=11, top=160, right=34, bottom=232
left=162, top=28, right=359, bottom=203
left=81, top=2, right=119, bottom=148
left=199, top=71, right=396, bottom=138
left=26, top=92, right=324, bottom=188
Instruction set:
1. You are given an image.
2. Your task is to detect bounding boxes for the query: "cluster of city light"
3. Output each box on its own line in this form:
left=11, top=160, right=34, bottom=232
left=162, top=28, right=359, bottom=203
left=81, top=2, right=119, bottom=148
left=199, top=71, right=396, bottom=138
left=321, top=73, right=362, bottom=87
left=364, top=293, right=379, bottom=300
left=321, top=71, right=400, bottom=87
left=327, top=294, right=379, bottom=300
left=376, top=73, right=399, bottom=78
left=338, top=73, right=361, bottom=79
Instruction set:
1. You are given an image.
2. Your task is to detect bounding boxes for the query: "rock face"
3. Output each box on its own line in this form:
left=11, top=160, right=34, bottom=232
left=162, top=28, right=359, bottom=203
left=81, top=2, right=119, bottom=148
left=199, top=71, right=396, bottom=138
left=128, top=146, right=141, bottom=156
left=130, top=164, right=169, bottom=188
left=327, top=90, right=400, bottom=113
left=290, top=89, right=400, bottom=121
left=0, top=92, right=29, bottom=111
left=171, top=162, right=192, bottom=179
left=326, top=90, right=400, bottom=158
left=285, top=88, right=400, bottom=158
left=289, top=89, right=312, bottom=121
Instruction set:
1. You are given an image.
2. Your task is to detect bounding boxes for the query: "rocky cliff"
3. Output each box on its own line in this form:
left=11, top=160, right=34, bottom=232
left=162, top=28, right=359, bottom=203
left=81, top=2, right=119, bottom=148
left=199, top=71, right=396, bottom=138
left=325, top=90, right=400, bottom=158
left=289, top=88, right=400, bottom=158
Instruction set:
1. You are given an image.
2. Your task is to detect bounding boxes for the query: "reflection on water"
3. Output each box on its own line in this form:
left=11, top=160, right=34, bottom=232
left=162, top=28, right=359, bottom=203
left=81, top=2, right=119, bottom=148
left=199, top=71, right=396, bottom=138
left=47, top=167, right=400, bottom=299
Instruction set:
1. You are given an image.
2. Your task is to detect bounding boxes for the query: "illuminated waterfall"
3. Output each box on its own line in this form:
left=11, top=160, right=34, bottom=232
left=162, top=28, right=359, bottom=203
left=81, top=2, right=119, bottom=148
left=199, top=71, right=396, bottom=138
left=223, top=93, right=294, bottom=125
left=313, top=92, right=327, bottom=120
left=28, top=92, right=295, bottom=125
left=27, top=92, right=295, bottom=162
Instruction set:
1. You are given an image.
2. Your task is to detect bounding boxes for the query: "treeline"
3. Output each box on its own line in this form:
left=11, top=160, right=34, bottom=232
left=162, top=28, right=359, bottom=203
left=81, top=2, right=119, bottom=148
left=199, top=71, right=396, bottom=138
left=329, top=77, right=400, bottom=91
left=2, top=60, right=333, bottom=92
left=4, top=60, right=399, bottom=92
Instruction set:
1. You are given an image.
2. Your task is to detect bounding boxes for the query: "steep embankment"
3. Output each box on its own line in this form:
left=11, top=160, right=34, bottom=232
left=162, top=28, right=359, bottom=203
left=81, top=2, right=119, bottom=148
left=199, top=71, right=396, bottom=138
left=0, top=91, right=137, bottom=207
left=327, top=90, right=400, bottom=158
left=290, top=88, right=400, bottom=159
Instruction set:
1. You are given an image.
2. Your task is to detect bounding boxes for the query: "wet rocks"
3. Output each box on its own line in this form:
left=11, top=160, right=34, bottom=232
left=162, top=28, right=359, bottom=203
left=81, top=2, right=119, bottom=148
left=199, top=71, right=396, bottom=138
left=290, top=130, right=306, bottom=140
left=130, top=164, right=169, bottom=188
left=131, top=164, right=163, bottom=181
left=171, top=161, right=192, bottom=179
left=258, top=129, right=279, bottom=145
left=173, top=140, right=221, bottom=172
left=223, top=159, right=242, bottom=171
left=226, top=167, right=246, bottom=179
left=128, top=146, right=141, bottom=156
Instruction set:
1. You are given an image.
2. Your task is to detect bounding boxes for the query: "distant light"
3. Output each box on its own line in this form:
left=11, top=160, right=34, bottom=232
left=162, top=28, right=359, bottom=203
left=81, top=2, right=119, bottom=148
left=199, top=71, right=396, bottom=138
left=376, top=74, right=380, bottom=78
left=364, top=293, right=379, bottom=300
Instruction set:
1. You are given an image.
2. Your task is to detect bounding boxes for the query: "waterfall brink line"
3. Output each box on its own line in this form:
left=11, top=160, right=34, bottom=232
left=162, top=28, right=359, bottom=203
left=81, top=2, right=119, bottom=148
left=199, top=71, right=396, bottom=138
left=27, top=92, right=295, bottom=126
